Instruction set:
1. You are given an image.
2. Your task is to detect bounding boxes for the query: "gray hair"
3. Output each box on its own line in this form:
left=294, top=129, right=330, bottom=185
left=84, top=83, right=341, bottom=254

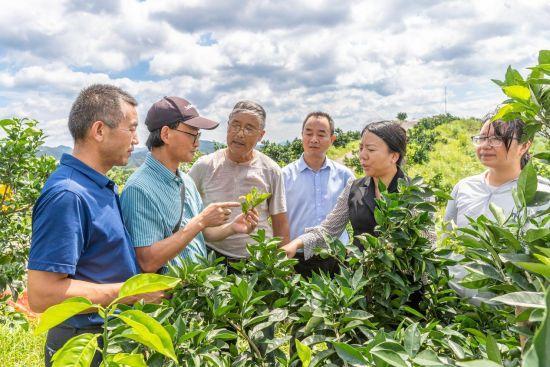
left=228, top=100, right=266, bottom=129
left=68, top=84, right=137, bottom=141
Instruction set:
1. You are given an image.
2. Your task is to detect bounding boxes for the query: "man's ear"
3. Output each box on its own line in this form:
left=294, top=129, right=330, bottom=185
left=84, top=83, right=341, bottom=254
left=330, top=134, right=337, bottom=144
left=160, top=125, right=171, bottom=145
left=258, top=129, right=266, bottom=142
left=89, top=120, right=106, bottom=142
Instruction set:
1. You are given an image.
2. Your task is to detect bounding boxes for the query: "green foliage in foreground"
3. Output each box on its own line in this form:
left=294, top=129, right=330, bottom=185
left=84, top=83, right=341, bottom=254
left=33, top=169, right=549, bottom=366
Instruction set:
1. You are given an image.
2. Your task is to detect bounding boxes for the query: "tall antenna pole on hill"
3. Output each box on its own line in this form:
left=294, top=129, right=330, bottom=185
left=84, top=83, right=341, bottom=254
left=444, top=86, right=447, bottom=114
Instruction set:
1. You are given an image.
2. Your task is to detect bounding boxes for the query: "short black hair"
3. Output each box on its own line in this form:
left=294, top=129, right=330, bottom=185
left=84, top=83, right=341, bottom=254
left=68, top=84, right=137, bottom=141
left=489, top=117, right=531, bottom=168
left=146, top=121, right=180, bottom=151
left=301, top=111, right=335, bottom=135
left=361, top=121, right=407, bottom=166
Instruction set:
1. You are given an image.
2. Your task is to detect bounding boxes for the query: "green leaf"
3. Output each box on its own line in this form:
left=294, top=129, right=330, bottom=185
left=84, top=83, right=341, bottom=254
left=371, top=348, right=408, bottom=367
left=332, top=342, right=368, bottom=366
left=448, top=340, right=465, bottom=359
left=522, top=286, right=550, bottom=367
left=530, top=191, right=550, bottom=206
left=517, top=161, right=538, bottom=205
left=460, top=272, right=491, bottom=289
left=116, top=273, right=180, bottom=302
left=51, top=333, right=98, bottom=367
left=457, top=360, right=503, bottom=367
left=491, top=292, right=545, bottom=309
left=505, top=65, right=525, bottom=85
left=35, top=297, right=94, bottom=335
left=296, top=339, right=312, bottom=367
left=401, top=305, right=425, bottom=319
left=489, top=203, right=506, bottom=225
left=403, top=323, right=421, bottom=357
left=342, top=310, right=373, bottom=322
left=538, top=50, right=550, bottom=64
left=514, top=262, right=550, bottom=277
left=117, top=310, right=177, bottom=362
left=486, top=334, right=502, bottom=365
left=503, top=85, right=531, bottom=101
left=464, top=264, right=503, bottom=282
left=533, top=152, right=550, bottom=164
left=106, top=353, right=147, bottom=367
left=525, top=228, right=550, bottom=243
left=534, top=246, right=550, bottom=258
left=492, top=104, right=514, bottom=121
left=412, top=349, right=446, bottom=366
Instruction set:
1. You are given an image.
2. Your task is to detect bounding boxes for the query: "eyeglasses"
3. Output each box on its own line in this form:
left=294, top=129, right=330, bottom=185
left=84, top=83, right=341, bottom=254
left=471, top=135, right=506, bottom=147
left=228, top=123, right=260, bottom=136
left=172, top=128, right=201, bottom=144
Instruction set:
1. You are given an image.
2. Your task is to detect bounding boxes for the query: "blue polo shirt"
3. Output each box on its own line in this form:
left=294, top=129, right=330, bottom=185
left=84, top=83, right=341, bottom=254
left=283, top=155, right=354, bottom=246
left=28, top=153, right=139, bottom=328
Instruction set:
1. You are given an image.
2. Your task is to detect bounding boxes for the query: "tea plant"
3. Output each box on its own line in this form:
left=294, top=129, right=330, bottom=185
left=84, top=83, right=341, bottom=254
left=34, top=274, right=181, bottom=367
left=239, top=187, right=271, bottom=214
left=38, top=171, right=549, bottom=366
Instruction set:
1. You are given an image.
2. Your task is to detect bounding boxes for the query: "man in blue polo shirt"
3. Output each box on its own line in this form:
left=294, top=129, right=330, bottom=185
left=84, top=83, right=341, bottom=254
left=121, top=97, right=258, bottom=273
left=27, top=84, right=162, bottom=367
left=283, top=112, right=354, bottom=277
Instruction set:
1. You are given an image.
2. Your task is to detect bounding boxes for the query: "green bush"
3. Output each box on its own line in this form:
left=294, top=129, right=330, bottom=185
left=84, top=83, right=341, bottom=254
left=0, top=118, right=56, bottom=299
left=35, top=173, right=549, bottom=366
left=260, top=138, right=303, bottom=167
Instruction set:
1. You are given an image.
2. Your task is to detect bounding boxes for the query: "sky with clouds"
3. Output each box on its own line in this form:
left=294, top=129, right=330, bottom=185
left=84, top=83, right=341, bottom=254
left=0, top=0, right=548, bottom=147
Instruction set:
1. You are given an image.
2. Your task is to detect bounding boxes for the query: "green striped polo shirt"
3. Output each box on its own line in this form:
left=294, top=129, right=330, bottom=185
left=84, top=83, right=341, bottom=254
left=120, top=153, right=207, bottom=265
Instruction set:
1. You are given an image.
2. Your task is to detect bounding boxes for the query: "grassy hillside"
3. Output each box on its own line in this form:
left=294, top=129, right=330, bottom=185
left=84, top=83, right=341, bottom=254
left=0, top=323, right=44, bottom=367
left=407, top=118, right=483, bottom=195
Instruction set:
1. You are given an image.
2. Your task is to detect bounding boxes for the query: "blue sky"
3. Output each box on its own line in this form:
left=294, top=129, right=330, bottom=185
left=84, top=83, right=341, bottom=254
left=0, top=0, right=548, bottom=146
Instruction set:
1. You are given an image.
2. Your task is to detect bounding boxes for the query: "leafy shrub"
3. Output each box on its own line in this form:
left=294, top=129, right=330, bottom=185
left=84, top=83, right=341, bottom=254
left=260, top=138, right=303, bottom=167
left=333, top=128, right=361, bottom=148
left=0, top=118, right=56, bottom=299
left=344, top=152, right=362, bottom=176
left=35, top=170, right=550, bottom=366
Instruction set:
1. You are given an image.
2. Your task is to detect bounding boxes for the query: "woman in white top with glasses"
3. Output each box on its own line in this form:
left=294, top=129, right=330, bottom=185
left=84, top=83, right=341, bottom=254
left=444, top=115, right=549, bottom=304
left=445, top=117, right=548, bottom=227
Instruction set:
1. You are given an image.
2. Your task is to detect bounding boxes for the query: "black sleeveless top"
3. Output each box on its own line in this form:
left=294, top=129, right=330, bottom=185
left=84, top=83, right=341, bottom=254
left=347, top=168, right=407, bottom=248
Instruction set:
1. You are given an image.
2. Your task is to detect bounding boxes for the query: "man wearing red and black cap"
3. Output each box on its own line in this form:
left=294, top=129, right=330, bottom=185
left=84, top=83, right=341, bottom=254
left=120, top=96, right=258, bottom=273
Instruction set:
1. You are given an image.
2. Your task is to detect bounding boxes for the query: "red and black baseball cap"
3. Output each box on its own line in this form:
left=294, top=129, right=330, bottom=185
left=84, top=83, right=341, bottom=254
left=144, top=96, right=219, bottom=131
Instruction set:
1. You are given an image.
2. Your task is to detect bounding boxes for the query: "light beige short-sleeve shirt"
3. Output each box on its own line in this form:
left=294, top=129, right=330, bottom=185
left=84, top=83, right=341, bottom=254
left=188, top=148, right=287, bottom=258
